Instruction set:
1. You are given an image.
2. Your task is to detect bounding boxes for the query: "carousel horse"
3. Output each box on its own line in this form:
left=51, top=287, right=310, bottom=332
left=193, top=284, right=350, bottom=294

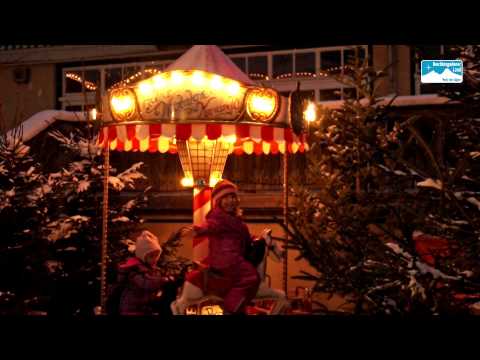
left=171, top=229, right=289, bottom=315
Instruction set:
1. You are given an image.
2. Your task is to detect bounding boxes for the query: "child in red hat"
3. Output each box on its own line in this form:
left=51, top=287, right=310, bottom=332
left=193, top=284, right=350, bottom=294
left=186, top=179, right=261, bottom=315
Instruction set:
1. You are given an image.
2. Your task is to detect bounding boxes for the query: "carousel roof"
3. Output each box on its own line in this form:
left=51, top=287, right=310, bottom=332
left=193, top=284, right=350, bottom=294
left=164, top=45, right=255, bottom=86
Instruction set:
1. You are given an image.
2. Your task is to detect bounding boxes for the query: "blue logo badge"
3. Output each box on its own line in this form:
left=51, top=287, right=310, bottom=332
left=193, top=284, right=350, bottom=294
left=421, top=60, right=463, bottom=83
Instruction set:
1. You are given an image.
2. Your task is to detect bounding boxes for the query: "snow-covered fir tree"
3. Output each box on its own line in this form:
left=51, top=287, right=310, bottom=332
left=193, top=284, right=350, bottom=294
left=0, top=126, right=54, bottom=314
left=0, top=121, right=190, bottom=315
left=286, top=46, right=480, bottom=315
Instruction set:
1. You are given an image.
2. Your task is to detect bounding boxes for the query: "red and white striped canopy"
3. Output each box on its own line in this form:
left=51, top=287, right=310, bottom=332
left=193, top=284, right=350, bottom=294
left=98, top=123, right=308, bottom=155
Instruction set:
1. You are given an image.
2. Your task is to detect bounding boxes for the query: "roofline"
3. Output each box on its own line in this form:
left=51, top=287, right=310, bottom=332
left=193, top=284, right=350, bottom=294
left=0, top=45, right=264, bottom=66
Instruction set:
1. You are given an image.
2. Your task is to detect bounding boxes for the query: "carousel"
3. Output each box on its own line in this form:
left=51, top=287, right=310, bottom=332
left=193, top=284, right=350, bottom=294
left=95, top=45, right=315, bottom=315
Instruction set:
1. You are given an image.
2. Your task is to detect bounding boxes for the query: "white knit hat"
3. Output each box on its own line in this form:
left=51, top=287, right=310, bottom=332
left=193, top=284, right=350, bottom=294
left=135, top=230, right=162, bottom=263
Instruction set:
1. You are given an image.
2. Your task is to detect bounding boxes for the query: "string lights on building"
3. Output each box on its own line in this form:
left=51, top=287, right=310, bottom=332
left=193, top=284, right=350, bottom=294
left=109, top=68, right=162, bottom=90
left=249, top=73, right=269, bottom=80
left=65, top=72, right=98, bottom=91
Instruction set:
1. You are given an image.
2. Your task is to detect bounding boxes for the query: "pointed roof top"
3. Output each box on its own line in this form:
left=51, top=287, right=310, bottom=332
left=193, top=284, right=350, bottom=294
left=165, top=45, right=255, bottom=85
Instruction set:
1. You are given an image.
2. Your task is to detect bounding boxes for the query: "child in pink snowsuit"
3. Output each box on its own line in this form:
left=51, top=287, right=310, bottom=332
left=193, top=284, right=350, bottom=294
left=118, top=230, right=170, bottom=315
left=192, top=180, right=261, bottom=315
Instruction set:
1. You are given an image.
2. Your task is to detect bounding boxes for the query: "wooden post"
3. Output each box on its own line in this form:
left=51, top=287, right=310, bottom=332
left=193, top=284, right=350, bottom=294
left=283, top=150, right=289, bottom=298
left=100, top=141, right=110, bottom=314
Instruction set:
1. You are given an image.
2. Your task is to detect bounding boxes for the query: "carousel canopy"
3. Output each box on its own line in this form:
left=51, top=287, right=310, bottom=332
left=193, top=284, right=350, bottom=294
left=98, top=123, right=307, bottom=155
left=164, top=45, right=255, bottom=86
left=99, top=45, right=308, bottom=155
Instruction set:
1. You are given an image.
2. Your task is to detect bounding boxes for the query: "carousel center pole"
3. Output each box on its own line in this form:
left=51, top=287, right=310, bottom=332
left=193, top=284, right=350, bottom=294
left=100, top=140, right=110, bottom=314
left=283, top=150, right=289, bottom=298
left=192, top=184, right=212, bottom=264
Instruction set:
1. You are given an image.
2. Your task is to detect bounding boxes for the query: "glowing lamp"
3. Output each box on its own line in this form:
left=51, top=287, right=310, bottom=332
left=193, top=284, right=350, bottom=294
left=246, top=88, right=279, bottom=122
left=153, top=74, right=167, bottom=89
left=90, top=108, right=97, bottom=121
left=191, top=71, right=206, bottom=87
left=303, top=101, right=317, bottom=123
left=110, top=88, right=136, bottom=121
left=226, top=81, right=241, bottom=96
left=181, top=177, right=194, bottom=188
left=210, top=75, right=224, bottom=90
left=171, top=71, right=185, bottom=86
left=138, top=81, right=154, bottom=97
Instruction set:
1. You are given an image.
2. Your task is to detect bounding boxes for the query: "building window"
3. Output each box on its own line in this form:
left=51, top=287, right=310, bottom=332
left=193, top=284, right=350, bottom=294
left=248, top=56, right=268, bottom=80
left=295, top=52, right=316, bottom=78
left=231, top=57, right=246, bottom=73
left=320, top=50, right=341, bottom=72
left=299, top=89, right=315, bottom=101
left=105, top=66, right=141, bottom=89
left=319, top=88, right=341, bottom=101
left=65, top=70, right=100, bottom=93
left=343, top=47, right=367, bottom=67
left=60, top=60, right=170, bottom=110
left=273, top=53, right=293, bottom=79
left=342, top=87, right=358, bottom=99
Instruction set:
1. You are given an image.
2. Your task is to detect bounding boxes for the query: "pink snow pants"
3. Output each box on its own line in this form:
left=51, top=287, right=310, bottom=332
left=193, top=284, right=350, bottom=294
left=220, top=260, right=261, bottom=314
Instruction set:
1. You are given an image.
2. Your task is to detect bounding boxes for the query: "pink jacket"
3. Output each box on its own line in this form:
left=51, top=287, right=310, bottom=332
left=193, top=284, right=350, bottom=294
left=194, top=207, right=254, bottom=269
left=118, top=257, right=169, bottom=315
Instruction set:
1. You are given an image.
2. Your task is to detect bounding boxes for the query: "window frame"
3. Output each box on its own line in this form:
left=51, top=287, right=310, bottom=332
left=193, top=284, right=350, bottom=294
left=60, top=46, right=370, bottom=110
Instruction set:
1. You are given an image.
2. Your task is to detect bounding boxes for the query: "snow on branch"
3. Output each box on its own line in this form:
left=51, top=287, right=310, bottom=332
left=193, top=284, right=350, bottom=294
left=386, top=242, right=459, bottom=281
left=467, top=197, right=480, bottom=211
left=417, top=178, right=443, bottom=191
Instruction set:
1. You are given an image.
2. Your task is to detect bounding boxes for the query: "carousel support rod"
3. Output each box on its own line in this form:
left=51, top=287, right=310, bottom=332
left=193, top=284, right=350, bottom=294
left=100, top=140, right=110, bottom=314
left=283, top=150, right=289, bottom=298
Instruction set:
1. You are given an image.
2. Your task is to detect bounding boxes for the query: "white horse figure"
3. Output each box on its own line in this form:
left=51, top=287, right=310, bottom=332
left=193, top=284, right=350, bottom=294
left=171, top=229, right=289, bottom=315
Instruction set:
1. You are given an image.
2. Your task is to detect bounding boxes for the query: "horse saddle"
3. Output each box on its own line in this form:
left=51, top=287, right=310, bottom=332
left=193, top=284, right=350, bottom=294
left=189, top=261, right=231, bottom=296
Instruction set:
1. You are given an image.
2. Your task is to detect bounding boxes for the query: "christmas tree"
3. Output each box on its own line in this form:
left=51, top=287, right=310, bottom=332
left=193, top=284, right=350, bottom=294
left=0, top=125, right=54, bottom=314
left=0, top=120, right=190, bottom=315
left=286, top=46, right=480, bottom=314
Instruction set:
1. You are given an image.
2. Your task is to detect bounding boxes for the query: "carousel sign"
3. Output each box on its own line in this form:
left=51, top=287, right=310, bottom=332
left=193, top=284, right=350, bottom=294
left=105, top=70, right=281, bottom=125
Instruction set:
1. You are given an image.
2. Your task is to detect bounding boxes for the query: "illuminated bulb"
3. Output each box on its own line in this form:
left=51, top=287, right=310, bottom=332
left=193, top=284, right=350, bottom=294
left=226, top=81, right=240, bottom=96
left=153, top=74, right=167, bottom=89
left=171, top=71, right=185, bottom=86
left=191, top=71, right=205, bottom=87
left=222, top=134, right=237, bottom=144
left=210, top=75, right=223, bottom=90
left=209, top=171, right=223, bottom=188
left=138, top=81, right=153, bottom=96
left=181, top=177, right=194, bottom=187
